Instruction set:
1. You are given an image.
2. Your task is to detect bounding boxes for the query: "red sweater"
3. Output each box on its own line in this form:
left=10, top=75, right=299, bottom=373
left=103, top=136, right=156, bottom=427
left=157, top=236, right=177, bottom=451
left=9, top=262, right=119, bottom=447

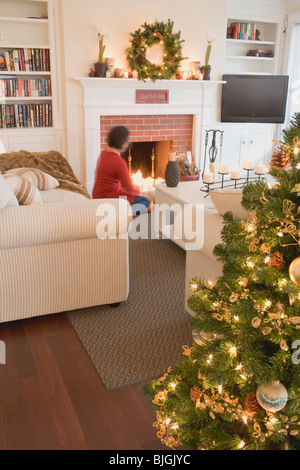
left=92, top=149, right=137, bottom=204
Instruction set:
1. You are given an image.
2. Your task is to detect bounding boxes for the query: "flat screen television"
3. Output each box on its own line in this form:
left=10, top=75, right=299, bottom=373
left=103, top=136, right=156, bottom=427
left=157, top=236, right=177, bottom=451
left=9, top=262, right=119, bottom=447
left=221, top=74, right=289, bottom=123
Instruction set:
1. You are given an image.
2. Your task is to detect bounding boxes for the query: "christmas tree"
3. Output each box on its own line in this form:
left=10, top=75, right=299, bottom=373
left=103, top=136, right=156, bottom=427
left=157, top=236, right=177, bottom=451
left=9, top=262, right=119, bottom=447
left=144, top=115, right=300, bottom=450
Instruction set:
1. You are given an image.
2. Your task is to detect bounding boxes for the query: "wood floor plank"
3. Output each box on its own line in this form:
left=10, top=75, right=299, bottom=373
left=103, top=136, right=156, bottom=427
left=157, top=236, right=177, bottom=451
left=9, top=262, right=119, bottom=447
left=5, top=322, right=38, bottom=379
left=47, top=334, right=116, bottom=450
left=55, top=314, right=84, bottom=351
left=21, top=375, right=62, bottom=450
left=23, top=324, right=85, bottom=448
left=111, top=429, right=143, bottom=450
left=71, top=348, right=131, bottom=436
left=2, top=393, right=35, bottom=450
left=109, top=385, right=162, bottom=449
left=0, top=326, right=22, bottom=399
left=0, top=402, right=9, bottom=450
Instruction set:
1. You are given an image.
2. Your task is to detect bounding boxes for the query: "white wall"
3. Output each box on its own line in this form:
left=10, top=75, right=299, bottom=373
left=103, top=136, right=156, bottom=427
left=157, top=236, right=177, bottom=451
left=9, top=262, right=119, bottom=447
left=59, top=0, right=228, bottom=184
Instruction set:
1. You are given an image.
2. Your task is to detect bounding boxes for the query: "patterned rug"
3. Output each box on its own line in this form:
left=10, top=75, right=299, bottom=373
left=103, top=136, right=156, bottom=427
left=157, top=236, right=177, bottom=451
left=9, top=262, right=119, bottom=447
left=67, top=214, right=193, bottom=391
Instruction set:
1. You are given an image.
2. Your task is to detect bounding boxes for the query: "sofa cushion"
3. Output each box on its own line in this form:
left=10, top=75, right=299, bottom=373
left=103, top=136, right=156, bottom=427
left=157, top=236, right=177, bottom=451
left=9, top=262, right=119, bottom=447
left=3, top=174, right=42, bottom=205
left=5, top=167, right=59, bottom=190
left=210, top=189, right=251, bottom=220
left=0, top=174, right=19, bottom=209
left=40, top=188, right=87, bottom=203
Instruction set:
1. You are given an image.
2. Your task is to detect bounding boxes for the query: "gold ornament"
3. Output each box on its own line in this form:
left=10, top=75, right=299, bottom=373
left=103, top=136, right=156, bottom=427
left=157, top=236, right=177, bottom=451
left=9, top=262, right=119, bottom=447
left=289, top=257, right=300, bottom=285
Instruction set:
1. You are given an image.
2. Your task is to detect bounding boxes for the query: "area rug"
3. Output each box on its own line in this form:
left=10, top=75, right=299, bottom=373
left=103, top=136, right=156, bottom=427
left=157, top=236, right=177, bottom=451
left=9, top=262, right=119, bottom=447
left=67, top=214, right=193, bottom=391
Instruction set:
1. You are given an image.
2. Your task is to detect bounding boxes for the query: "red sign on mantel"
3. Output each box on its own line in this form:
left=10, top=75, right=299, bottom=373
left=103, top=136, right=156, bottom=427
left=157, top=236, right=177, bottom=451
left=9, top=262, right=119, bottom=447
left=136, top=89, right=169, bottom=104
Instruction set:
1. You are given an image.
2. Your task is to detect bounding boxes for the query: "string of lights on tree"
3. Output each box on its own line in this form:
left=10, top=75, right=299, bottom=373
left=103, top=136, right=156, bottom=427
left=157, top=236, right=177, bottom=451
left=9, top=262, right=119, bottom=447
left=144, top=112, right=300, bottom=450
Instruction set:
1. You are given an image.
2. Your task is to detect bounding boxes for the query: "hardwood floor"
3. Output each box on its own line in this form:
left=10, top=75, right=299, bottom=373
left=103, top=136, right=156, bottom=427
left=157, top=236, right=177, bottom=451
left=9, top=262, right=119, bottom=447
left=0, top=313, right=169, bottom=450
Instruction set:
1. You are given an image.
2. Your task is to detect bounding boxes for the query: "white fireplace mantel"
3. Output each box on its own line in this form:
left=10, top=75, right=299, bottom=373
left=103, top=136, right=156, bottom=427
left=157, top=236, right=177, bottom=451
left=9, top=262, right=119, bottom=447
left=74, top=77, right=225, bottom=193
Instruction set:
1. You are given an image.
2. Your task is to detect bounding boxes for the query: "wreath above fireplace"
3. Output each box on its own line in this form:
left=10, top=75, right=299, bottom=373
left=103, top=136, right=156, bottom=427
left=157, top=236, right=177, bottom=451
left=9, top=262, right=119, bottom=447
left=125, top=19, right=186, bottom=82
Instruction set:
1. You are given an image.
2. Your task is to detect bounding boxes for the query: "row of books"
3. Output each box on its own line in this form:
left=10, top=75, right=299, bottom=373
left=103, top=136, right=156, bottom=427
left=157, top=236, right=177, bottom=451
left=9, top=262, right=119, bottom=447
left=230, top=22, right=258, bottom=41
left=0, top=77, right=51, bottom=97
left=0, top=103, right=53, bottom=128
left=0, top=48, right=50, bottom=72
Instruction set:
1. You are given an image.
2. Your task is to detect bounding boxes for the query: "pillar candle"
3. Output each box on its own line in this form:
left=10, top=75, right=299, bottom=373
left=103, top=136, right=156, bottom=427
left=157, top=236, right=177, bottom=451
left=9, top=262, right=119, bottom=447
left=203, top=172, right=214, bottom=184
left=218, top=163, right=229, bottom=174
left=255, top=163, right=266, bottom=175
left=230, top=170, right=240, bottom=180
left=244, top=160, right=253, bottom=170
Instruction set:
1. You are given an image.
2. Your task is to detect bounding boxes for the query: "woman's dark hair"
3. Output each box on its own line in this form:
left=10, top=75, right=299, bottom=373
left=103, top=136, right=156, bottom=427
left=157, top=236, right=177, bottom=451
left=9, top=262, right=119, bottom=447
left=107, top=126, right=130, bottom=150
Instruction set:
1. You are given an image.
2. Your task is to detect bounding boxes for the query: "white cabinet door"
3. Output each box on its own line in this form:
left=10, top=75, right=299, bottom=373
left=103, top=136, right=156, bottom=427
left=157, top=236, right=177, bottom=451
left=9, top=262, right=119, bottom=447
left=221, top=127, right=249, bottom=169
left=248, top=127, right=275, bottom=166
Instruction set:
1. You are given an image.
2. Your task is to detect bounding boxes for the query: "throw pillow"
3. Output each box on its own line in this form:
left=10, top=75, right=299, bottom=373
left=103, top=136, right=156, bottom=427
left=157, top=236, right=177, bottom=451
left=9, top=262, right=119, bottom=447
left=3, top=174, right=42, bottom=205
left=210, top=189, right=251, bottom=220
left=0, top=174, right=19, bottom=209
left=5, top=167, right=59, bottom=190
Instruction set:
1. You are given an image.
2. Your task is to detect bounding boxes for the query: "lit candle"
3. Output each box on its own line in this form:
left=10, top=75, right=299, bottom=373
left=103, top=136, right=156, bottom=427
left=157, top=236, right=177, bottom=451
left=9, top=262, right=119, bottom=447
left=124, top=71, right=128, bottom=78
left=244, top=160, right=253, bottom=170
left=203, top=172, right=214, bottom=184
left=182, top=72, right=187, bottom=80
left=255, top=162, right=266, bottom=175
left=294, top=147, right=299, bottom=156
left=230, top=170, right=240, bottom=180
left=218, top=163, right=229, bottom=174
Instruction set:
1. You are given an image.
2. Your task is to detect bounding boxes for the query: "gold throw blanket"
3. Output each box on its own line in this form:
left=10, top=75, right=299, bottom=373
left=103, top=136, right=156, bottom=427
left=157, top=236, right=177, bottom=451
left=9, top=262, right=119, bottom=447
left=0, top=150, right=90, bottom=199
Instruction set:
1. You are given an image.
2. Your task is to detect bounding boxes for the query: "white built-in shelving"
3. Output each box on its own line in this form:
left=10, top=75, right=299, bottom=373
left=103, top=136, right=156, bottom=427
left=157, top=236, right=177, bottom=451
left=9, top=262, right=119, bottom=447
left=0, top=0, right=65, bottom=153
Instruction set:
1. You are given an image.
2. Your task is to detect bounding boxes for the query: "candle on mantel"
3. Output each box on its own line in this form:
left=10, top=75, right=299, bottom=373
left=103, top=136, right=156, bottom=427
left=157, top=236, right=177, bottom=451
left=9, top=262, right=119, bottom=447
left=230, top=170, right=240, bottom=180
left=218, top=163, right=229, bottom=174
left=203, top=172, right=214, bottom=184
left=255, top=162, right=266, bottom=175
left=244, top=160, right=253, bottom=170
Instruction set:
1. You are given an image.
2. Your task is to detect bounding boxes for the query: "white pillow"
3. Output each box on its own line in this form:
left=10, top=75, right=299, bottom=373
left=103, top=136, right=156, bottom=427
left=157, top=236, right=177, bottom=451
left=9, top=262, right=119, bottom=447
left=5, top=167, right=59, bottom=190
left=210, top=189, right=251, bottom=220
left=3, top=174, right=42, bottom=205
left=40, top=188, right=87, bottom=203
left=0, top=174, right=19, bottom=209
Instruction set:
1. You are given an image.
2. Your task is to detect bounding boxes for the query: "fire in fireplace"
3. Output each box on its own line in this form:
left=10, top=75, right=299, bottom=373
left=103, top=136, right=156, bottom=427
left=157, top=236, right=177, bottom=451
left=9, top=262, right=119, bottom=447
left=122, top=141, right=169, bottom=193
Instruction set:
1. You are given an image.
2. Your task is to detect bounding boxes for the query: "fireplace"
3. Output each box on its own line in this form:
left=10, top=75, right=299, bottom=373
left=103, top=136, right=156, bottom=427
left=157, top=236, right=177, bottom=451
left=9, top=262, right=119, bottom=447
left=100, top=114, right=194, bottom=185
left=75, top=77, right=225, bottom=193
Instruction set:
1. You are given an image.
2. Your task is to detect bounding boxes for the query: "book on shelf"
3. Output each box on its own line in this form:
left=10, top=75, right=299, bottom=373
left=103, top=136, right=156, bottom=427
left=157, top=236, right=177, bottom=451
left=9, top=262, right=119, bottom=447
left=0, top=48, right=51, bottom=72
left=230, top=22, right=257, bottom=40
left=0, top=102, right=52, bottom=128
left=0, top=77, right=52, bottom=97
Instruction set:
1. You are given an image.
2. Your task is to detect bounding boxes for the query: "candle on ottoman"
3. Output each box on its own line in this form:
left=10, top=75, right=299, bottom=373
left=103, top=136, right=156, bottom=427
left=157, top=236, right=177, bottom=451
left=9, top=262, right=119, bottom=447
left=203, top=172, right=214, bottom=184
left=230, top=170, right=240, bottom=180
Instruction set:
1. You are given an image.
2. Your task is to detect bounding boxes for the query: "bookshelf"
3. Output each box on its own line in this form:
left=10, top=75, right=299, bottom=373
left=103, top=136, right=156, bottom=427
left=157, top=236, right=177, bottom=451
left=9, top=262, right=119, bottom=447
left=225, top=18, right=280, bottom=75
left=0, top=0, right=65, bottom=153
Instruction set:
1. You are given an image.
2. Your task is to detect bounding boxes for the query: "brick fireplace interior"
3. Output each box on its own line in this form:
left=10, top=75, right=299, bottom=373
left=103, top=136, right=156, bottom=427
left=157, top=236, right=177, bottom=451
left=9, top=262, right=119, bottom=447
left=100, top=114, right=194, bottom=179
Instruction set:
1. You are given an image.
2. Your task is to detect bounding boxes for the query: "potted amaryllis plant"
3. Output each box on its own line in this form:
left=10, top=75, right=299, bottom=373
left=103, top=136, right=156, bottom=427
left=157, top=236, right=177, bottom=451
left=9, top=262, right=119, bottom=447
left=94, top=28, right=107, bottom=77
left=201, top=37, right=215, bottom=80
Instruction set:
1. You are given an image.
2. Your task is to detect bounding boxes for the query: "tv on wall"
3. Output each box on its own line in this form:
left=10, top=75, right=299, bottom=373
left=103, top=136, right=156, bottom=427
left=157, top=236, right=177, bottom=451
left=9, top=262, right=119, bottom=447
left=221, top=74, right=289, bottom=123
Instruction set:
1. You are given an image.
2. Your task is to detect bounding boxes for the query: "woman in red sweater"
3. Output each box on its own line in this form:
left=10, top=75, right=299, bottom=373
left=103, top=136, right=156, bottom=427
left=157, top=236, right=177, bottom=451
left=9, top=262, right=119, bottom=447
left=92, top=126, right=150, bottom=214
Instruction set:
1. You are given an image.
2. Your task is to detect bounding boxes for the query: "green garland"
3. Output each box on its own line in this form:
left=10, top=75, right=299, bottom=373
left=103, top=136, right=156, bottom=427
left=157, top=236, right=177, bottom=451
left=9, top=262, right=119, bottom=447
left=126, top=19, right=186, bottom=82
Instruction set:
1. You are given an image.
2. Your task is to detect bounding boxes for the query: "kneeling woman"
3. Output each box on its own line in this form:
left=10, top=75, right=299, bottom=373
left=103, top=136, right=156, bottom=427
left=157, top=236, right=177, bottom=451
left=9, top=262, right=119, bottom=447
left=92, top=126, right=150, bottom=215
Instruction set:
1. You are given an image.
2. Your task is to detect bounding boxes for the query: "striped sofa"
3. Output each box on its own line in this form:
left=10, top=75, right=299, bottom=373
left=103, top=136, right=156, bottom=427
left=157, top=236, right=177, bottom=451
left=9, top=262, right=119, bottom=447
left=0, top=194, right=131, bottom=323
